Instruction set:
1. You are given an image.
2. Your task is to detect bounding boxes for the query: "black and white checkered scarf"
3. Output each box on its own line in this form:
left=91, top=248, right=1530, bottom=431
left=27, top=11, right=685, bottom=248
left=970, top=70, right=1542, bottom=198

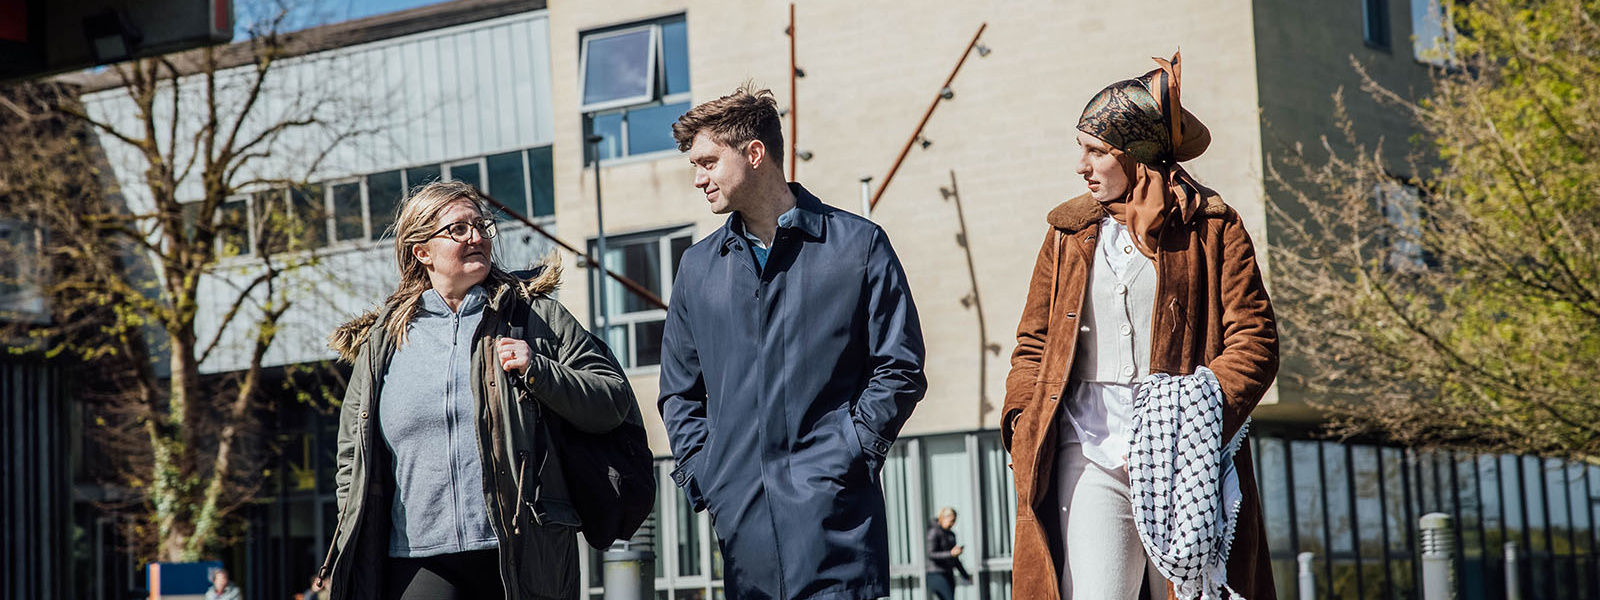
left=1129, top=366, right=1248, bottom=600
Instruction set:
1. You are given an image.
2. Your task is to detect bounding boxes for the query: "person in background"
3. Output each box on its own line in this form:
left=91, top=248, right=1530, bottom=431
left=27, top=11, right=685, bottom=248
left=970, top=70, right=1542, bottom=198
left=206, top=567, right=243, bottom=600
left=925, top=507, right=973, bottom=600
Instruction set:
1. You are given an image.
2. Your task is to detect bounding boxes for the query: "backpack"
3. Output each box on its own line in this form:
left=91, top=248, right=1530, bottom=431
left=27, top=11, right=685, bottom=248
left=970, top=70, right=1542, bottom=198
left=510, top=297, right=656, bottom=550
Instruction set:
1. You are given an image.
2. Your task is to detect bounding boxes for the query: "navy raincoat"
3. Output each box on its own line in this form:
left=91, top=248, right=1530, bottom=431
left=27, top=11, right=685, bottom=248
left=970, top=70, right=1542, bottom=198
left=659, top=184, right=927, bottom=600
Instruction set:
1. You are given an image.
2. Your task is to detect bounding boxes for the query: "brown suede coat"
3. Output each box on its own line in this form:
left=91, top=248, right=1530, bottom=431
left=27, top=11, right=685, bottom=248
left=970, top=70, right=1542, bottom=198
left=1002, top=192, right=1279, bottom=600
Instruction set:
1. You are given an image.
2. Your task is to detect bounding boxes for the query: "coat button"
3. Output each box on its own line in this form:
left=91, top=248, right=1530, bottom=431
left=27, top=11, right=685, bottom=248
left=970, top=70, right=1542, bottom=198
left=489, top=379, right=496, bottom=388
left=1121, top=365, right=1135, bottom=377
left=1119, top=324, right=1132, bottom=336
left=1115, top=284, right=1127, bottom=295
left=1065, top=312, right=1077, bottom=319
left=359, top=411, right=368, bottom=419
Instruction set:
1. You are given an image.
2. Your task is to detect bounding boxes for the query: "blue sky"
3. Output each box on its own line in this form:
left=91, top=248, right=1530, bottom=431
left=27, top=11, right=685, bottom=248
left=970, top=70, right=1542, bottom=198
left=235, top=0, right=449, bottom=39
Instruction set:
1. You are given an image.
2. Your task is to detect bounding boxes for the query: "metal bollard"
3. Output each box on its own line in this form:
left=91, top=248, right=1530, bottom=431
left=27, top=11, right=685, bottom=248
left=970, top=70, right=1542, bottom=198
left=1419, top=513, right=1456, bottom=600
left=1504, top=542, right=1521, bottom=600
left=1296, top=552, right=1315, bottom=600
left=603, top=516, right=657, bottom=600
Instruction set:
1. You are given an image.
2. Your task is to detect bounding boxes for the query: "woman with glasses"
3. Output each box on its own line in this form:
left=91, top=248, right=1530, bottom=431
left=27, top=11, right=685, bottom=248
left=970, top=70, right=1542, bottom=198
left=317, top=180, right=639, bottom=600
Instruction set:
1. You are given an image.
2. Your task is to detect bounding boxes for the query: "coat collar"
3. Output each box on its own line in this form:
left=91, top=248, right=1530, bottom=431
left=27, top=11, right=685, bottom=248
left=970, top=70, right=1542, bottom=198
left=1045, top=191, right=1230, bottom=232
left=718, top=182, right=827, bottom=254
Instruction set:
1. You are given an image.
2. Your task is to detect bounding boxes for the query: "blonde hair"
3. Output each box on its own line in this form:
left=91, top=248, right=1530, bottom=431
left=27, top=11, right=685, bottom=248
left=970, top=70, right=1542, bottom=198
left=381, top=180, right=515, bottom=346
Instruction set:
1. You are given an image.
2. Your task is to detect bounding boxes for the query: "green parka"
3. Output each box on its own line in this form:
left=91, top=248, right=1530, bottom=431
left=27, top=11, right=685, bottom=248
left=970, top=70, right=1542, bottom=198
left=317, top=263, right=638, bottom=600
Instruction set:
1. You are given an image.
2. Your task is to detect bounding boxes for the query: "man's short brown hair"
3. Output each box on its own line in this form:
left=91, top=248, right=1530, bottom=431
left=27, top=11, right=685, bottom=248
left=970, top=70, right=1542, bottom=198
left=673, top=84, right=785, bottom=168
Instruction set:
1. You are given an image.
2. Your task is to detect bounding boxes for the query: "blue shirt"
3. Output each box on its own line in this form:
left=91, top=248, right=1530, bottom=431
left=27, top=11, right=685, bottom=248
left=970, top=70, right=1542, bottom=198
left=732, top=205, right=802, bottom=271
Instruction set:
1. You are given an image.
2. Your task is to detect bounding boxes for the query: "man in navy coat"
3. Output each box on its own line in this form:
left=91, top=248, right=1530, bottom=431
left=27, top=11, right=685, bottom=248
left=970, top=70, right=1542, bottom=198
left=658, top=85, right=927, bottom=600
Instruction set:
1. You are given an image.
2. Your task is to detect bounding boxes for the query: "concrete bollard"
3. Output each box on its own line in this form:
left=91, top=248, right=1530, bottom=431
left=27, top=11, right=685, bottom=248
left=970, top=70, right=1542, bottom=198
left=1504, top=542, right=1520, bottom=600
left=1297, top=552, right=1315, bottom=600
left=603, top=516, right=656, bottom=600
left=1419, top=513, right=1456, bottom=600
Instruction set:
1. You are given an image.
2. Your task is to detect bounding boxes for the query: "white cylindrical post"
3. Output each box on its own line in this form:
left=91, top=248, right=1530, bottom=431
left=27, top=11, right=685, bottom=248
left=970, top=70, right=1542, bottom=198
left=1419, top=512, right=1456, bottom=600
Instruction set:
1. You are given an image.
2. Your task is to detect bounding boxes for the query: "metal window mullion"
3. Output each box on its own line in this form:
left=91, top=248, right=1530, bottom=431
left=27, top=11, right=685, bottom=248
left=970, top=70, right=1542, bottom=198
left=1318, top=441, right=1335, bottom=599
left=1345, top=444, right=1364, bottom=597
left=1375, top=446, right=1394, bottom=597
left=360, top=177, right=372, bottom=241
left=658, top=460, right=677, bottom=591
left=964, top=432, right=985, bottom=593
left=1279, top=438, right=1301, bottom=591
left=521, top=148, right=533, bottom=215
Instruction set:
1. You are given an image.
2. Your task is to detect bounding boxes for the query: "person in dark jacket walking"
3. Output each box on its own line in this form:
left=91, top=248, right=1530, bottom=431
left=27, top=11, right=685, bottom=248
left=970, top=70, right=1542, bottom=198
left=658, top=85, right=927, bottom=600
left=925, top=507, right=972, bottom=600
left=315, top=181, right=639, bottom=600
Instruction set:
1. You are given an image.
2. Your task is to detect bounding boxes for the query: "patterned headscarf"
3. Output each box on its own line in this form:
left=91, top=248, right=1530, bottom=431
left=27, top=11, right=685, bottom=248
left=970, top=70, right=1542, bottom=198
left=1077, top=52, right=1214, bottom=259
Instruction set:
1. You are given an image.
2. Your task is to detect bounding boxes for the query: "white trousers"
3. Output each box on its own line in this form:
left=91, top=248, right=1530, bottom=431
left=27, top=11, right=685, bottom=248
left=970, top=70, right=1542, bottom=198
left=1056, top=443, right=1167, bottom=600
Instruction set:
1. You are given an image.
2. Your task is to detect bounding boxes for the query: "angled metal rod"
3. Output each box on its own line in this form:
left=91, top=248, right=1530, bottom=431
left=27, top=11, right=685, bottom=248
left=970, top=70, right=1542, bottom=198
left=869, top=22, right=986, bottom=211
left=479, top=191, right=667, bottom=311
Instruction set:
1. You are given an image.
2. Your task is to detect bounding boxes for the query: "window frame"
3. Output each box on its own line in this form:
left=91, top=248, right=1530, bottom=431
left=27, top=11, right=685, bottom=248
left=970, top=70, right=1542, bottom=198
left=587, top=224, right=695, bottom=371
left=580, top=15, right=691, bottom=165
left=1363, top=0, right=1393, bottom=51
left=578, top=24, right=661, bottom=114
left=325, top=177, right=369, bottom=248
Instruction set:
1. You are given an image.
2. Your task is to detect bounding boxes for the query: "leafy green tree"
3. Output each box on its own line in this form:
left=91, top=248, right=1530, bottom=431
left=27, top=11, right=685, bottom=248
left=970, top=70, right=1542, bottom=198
left=1268, top=0, right=1600, bottom=459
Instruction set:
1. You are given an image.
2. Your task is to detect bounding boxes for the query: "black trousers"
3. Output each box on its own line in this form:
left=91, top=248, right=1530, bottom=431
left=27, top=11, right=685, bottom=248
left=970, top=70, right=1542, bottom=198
left=927, top=570, right=956, bottom=600
left=384, top=549, right=504, bottom=600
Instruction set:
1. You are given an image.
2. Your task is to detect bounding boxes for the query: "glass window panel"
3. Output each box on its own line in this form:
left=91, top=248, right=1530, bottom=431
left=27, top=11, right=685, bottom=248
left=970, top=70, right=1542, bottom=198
left=1456, top=454, right=1484, bottom=559
left=587, top=111, right=625, bottom=163
left=1257, top=438, right=1293, bottom=551
left=1541, top=458, right=1566, bottom=555
left=881, top=443, right=916, bottom=566
left=290, top=184, right=326, bottom=250
left=1410, top=0, right=1452, bottom=64
left=603, top=324, right=631, bottom=369
left=606, top=240, right=662, bottom=315
left=406, top=164, right=442, bottom=188
left=218, top=198, right=250, bottom=258
left=486, top=151, right=529, bottom=216
left=1382, top=447, right=1410, bottom=554
left=527, top=147, right=554, bottom=217
left=582, top=28, right=654, bottom=107
left=628, top=101, right=690, bottom=156
left=588, top=546, right=605, bottom=587
left=181, top=201, right=201, bottom=242
left=1364, top=0, right=1390, bottom=48
left=1288, top=441, right=1326, bottom=557
left=660, top=19, right=690, bottom=96
left=1569, top=464, right=1591, bottom=555
left=676, top=485, right=701, bottom=576
left=367, top=170, right=403, bottom=239
left=253, top=189, right=289, bottom=255
left=448, top=162, right=482, bottom=190
left=670, top=235, right=692, bottom=282
left=980, top=433, right=1016, bottom=559
left=635, top=319, right=665, bottom=368
left=921, top=435, right=974, bottom=574
left=1350, top=446, right=1384, bottom=557
left=1324, top=443, right=1355, bottom=554
left=332, top=182, right=363, bottom=242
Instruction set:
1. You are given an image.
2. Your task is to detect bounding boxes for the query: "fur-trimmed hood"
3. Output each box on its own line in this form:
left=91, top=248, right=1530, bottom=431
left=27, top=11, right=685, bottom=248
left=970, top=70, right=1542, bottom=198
left=327, top=253, right=565, bottom=364
left=1045, top=191, right=1229, bottom=232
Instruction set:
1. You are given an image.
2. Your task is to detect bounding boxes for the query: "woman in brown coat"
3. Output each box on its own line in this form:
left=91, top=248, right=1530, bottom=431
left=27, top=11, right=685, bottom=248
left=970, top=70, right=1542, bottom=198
left=1002, top=53, right=1278, bottom=600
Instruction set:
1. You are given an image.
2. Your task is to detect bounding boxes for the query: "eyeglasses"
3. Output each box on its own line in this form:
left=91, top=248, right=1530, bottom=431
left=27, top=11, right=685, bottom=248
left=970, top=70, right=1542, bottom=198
left=431, top=218, right=497, bottom=243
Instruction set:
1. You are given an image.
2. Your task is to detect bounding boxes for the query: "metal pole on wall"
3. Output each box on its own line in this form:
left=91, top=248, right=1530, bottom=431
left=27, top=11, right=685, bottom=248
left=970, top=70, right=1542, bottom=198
left=1419, top=513, right=1457, bottom=600
left=586, top=131, right=610, bottom=336
left=859, top=176, right=872, bottom=218
left=1504, top=541, right=1521, bottom=600
left=1296, top=552, right=1315, bottom=600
